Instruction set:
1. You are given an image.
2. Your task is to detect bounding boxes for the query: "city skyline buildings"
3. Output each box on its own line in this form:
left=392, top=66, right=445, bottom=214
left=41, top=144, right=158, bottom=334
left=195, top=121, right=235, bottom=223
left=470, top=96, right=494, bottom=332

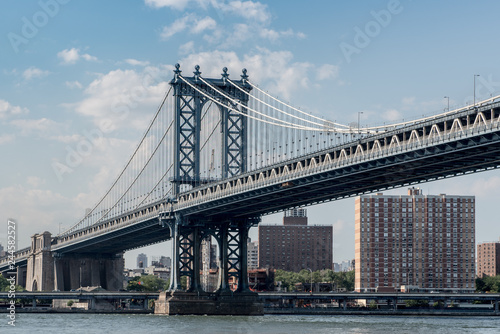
left=136, top=253, right=148, bottom=269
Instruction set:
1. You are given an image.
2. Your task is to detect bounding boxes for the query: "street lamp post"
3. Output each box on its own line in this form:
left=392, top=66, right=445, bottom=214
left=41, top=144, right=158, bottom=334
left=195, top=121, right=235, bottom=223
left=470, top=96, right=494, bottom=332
left=357, top=112, right=363, bottom=139
left=474, top=74, right=480, bottom=109
left=444, top=96, right=449, bottom=112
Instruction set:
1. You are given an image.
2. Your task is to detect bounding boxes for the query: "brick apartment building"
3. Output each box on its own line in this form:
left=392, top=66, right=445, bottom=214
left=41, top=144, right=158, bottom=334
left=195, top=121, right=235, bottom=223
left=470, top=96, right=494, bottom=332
left=258, top=209, right=333, bottom=272
left=355, top=188, right=475, bottom=292
left=477, top=241, right=500, bottom=278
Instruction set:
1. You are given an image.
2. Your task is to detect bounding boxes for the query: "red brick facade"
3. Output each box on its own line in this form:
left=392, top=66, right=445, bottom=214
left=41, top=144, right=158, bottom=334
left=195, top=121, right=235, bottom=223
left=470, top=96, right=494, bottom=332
left=477, top=242, right=500, bottom=278
left=355, top=188, right=475, bottom=292
left=258, top=210, right=332, bottom=272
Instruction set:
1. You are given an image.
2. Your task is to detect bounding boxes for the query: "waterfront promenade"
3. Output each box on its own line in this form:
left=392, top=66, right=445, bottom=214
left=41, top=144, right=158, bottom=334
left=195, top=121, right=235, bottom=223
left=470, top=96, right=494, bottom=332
left=1, top=291, right=499, bottom=316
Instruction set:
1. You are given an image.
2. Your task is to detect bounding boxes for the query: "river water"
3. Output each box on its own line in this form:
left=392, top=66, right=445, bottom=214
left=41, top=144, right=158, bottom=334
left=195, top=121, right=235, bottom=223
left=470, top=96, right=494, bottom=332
left=3, top=314, right=500, bottom=333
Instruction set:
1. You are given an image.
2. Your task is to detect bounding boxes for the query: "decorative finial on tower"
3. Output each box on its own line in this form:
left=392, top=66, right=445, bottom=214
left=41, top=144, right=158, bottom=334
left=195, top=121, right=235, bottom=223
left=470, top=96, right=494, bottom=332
left=173, top=63, right=181, bottom=81
left=241, top=68, right=248, bottom=84
left=193, top=65, right=201, bottom=80
left=221, top=67, right=229, bottom=84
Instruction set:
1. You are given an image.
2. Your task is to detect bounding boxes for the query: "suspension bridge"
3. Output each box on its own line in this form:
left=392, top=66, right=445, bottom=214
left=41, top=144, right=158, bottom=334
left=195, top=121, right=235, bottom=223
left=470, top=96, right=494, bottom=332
left=2, top=64, right=500, bottom=314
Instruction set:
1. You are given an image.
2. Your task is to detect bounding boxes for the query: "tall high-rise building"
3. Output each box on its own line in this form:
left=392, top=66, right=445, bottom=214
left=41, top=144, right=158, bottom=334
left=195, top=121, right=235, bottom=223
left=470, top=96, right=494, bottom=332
left=137, top=253, right=148, bottom=269
left=477, top=240, right=500, bottom=278
left=355, top=188, right=475, bottom=292
left=151, top=256, right=171, bottom=269
left=258, top=209, right=333, bottom=272
left=247, top=238, right=259, bottom=270
left=201, top=238, right=219, bottom=292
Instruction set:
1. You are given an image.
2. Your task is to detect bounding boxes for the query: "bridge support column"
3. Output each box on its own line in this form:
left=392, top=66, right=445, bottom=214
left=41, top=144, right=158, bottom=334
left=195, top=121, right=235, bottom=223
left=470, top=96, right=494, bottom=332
left=219, top=224, right=229, bottom=292
left=190, top=226, right=201, bottom=292
left=169, top=216, right=181, bottom=291
left=237, top=223, right=250, bottom=292
left=16, top=266, right=26, bottom=288
left=157, top=216, right=262, bottom=315
left=52, top=253, right=124, bottom=291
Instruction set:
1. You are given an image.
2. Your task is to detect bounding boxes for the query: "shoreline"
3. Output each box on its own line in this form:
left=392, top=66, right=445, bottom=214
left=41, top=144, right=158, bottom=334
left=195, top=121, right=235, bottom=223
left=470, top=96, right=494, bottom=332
left=1, top=307, right=499, bottom=316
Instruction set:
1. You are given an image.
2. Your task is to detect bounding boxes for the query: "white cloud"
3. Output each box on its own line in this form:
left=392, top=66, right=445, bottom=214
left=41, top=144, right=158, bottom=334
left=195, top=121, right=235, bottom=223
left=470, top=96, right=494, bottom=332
left=49, top=134, right=83, bottom=143
left=58, top=48, right=98, bottom=65
left=259, top=28, right=280, bottom=41
left=191, top=16, right=217, bottom=34
left=221, top=1, right=271, bottom=24
left=179, top=48, right=328, bottom=100
left=82, top=54, right=98, bottom=62
left=124, top=59, right=151, bottom=66
left=333, top=219, right=346, bottom=233
left=65, top=81, right=83, bottom=89
left=26, top=176, right=46, bottom=188
left=145, top=0, right=190, bottom=10
left=71, top=67, right=170, bottom=132
left=151, top=1, right=304, bottom=47
left=0, top=185, right=79, bottom=244
left=160, top=15, right=192, bottom=39
left=0, top=134, right=14, bottom=145
left=160, top=14, right=217, bottom=40
left=145, top=0, right=215, bottom=10
left=23, top=67, right=50, bottom=81
left=10, top=118, right=63, bottom=136
left=224, top=23, right=251, bottom=46
left=296, top=32, right=307, bottom=39
left=179, top=41, right=195, bottom=55
left=382, top=109, right=403, bottom=122
left=0, top=99, right=29, bottom=119
left=402, top=96, right=416, bottom=105
left=316, top=64, right=339, bottom=81
left=468, top=176, right=500, bottom=198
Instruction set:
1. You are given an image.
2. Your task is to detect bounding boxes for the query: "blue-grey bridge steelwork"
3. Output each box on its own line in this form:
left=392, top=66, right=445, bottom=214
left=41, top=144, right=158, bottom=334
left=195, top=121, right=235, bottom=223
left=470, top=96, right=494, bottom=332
left=2, top=64, right=500, bottom=314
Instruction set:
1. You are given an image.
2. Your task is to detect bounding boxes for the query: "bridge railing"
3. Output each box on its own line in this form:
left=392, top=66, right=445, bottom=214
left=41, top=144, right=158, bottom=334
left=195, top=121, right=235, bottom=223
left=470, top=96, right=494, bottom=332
left=174, top=105, right=500, bottom=210
left=54, top=201, right=171, bottom=248
left=0, top=246, right=31, bottom=267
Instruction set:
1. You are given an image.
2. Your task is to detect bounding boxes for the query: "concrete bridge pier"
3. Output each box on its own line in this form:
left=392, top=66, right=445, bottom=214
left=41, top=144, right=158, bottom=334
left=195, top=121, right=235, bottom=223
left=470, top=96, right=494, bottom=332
left=53, top=253, right=124, bottom=291
left=16, top=266, right=27, bottom=288
left=25, top=231, right=124, bottom=291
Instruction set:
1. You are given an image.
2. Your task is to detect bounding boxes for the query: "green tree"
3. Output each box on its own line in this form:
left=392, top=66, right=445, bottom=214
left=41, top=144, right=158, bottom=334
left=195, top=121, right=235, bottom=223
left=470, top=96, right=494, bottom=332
left=0, top=275, right=24, bottom=292
left=0, top=275, right=10, bottom=291
left=476, top=275, right=500, bottom=293
left=274, top=269, right=355, bottom=292
left=127, top=275, right=169, bottom=292
left=368, top=300, right=378, bottom=309
left=405, top=300, right=429, bottom=308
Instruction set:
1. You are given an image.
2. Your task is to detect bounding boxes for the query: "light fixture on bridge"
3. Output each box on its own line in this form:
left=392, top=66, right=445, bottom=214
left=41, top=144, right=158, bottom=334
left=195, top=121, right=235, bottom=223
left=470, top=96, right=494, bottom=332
left=474, top=74, right=480, bottom=109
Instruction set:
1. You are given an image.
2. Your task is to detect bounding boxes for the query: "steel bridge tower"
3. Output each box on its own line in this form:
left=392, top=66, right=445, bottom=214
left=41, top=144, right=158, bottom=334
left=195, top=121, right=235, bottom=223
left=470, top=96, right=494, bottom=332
left=171, top=63, right=251, bottom=195
left=158, top=64, right=262, bottom=315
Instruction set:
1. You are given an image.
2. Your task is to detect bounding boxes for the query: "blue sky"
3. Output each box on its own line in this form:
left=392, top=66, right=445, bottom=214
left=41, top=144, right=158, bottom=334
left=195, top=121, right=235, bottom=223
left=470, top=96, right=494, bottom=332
left=2, top=0, right=500, bottom=268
